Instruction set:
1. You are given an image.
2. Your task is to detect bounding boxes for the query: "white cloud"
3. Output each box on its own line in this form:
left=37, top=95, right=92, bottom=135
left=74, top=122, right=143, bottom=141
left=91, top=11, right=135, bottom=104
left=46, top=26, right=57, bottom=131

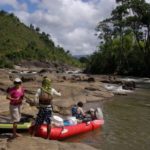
left=1, top=0, right=116, bottom=55
left=0, top=0, right=18, bottom=8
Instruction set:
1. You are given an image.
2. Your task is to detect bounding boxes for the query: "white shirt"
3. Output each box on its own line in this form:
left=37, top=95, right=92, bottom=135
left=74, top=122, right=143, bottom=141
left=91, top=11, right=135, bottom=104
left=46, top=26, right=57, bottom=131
left=77, top=107, right=85, bottom=116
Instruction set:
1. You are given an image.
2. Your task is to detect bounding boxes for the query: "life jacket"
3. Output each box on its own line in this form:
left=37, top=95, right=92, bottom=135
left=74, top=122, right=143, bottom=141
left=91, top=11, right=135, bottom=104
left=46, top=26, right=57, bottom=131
left=39, top=88, right=53, bottom=105
left=71, top=105, right=84, bottom=119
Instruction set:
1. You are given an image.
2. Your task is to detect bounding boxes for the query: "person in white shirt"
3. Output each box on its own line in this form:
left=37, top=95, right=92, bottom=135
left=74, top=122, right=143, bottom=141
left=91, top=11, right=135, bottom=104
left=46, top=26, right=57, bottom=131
left=75, top=102, right=86, bottom=120
left=31, top=76, right=61, bottom=139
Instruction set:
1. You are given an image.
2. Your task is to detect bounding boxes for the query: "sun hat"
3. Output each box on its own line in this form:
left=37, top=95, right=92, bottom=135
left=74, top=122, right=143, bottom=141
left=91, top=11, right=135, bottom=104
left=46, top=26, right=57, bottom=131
left=14, top=78, right=22, bottom=83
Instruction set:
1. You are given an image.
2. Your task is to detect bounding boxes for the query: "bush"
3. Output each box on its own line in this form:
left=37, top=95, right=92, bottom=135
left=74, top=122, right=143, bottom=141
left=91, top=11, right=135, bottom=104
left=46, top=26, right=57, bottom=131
left=0, top=57, right=14, bottom=68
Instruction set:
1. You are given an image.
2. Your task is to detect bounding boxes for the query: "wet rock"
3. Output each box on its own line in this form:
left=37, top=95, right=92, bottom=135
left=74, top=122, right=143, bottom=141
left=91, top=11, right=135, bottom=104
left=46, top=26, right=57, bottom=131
left=122, top=81, right=136, bottom=90
left=56, top=68, right=64, bottom=73
left=21, top=74, right=36, bottom=82
left=11, top=70, right=19, bottom=74
left=84, top=87, right=100, bottom=91
left=38, top=69, right=49, bottom=74
left=0, top=87, right=6, bottom=92
left=113, top=91, right=127, bottom=96
left=70, top=75, right=81, bottom=81
left=86, top=77, right=95, bottom=82
left=9, top=74, right=16, bottom=81
left=9, top=74, right=21, bottom=82
left=101, top=79, right=122, bottom=84
left=62, top=76, right=67, bottom=80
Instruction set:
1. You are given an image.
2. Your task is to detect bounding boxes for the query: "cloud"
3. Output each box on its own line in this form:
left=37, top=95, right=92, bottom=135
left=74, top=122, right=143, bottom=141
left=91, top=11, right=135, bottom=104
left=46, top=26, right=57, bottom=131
left=0, top=0, right=116, bottom=55
left=0, top=0, right=18, bottom=8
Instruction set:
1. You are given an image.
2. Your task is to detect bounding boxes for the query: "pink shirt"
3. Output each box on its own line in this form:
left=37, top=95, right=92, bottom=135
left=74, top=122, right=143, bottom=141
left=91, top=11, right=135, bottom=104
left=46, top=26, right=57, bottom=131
left=7, top=87, right=24, bottom=105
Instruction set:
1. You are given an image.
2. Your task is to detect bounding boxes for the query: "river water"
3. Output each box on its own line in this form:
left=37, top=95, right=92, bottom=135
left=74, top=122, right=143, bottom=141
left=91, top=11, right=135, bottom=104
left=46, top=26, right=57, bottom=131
left=64, top=80, right=150, bottom=150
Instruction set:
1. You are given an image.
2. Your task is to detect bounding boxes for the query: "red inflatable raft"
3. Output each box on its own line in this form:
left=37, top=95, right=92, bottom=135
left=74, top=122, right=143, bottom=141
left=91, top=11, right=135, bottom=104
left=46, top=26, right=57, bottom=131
left=30, top=119, right=104, bottom=140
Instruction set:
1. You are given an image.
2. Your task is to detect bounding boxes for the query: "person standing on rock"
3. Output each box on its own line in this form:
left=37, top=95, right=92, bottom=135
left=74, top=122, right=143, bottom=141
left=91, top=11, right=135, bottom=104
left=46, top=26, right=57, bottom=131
left=6, top=78, right=25, bottom=138
left=31, top=76, right=61, bottom=139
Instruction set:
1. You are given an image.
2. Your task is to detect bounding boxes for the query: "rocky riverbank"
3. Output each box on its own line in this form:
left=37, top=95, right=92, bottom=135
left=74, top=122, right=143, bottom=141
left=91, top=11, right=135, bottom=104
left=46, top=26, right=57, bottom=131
left=0, top=136, right=98, bottom=150
left=0, top=66, right=135, bottom=150
left=0, top=68, right=115, bottom=115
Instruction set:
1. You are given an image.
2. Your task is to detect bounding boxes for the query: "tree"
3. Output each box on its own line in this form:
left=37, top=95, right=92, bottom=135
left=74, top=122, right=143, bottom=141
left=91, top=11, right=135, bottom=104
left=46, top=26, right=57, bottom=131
left=35, top=27, right=40, bottom=32
left=0, top=10, right=7, bottom=15
left=86, top=0, right=150, bottom=76
left=30, top=24, right=34, bottom=30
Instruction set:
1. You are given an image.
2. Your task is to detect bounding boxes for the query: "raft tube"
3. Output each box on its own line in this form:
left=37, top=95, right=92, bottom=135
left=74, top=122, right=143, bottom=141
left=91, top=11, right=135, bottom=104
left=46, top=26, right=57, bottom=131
left=30, top=119, right=104, bottom=140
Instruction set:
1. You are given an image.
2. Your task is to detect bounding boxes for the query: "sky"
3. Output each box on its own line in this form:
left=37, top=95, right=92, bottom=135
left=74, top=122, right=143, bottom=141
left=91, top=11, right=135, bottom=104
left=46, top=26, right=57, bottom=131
left=2, top=0, right=149, bottom=55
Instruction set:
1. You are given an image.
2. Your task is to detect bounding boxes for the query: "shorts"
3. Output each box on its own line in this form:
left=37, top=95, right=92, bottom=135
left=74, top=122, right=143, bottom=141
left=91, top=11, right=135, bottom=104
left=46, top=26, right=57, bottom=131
left=9, top=104, right=21, bottom=123
left=35, top=107, right=52, bottom=125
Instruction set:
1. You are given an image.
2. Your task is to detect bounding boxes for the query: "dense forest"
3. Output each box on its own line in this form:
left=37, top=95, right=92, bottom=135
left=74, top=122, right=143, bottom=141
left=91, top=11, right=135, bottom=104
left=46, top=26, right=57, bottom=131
left=0, top=10, right=81, bottom=68
left=86, top=0, right=150, bottom=77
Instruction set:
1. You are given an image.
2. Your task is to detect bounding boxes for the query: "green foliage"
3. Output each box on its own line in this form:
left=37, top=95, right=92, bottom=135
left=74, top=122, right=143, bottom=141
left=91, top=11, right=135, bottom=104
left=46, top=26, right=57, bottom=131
left=0, top=56, right=14, bottom=68
left=87, top=0, right=150, bottom=77
left=79, top=56, right=89, bottom=64
left=0, top=11, right=81, bottom=68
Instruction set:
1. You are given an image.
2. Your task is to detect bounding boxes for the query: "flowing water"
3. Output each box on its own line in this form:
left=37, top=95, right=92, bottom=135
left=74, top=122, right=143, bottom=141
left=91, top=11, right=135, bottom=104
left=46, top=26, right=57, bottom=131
left=64, top=80, right=150, bottom=150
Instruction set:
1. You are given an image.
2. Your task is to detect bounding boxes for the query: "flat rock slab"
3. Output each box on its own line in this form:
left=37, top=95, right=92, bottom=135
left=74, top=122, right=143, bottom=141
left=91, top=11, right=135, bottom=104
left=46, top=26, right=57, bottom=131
left=0, top=136, right=98, bottom=150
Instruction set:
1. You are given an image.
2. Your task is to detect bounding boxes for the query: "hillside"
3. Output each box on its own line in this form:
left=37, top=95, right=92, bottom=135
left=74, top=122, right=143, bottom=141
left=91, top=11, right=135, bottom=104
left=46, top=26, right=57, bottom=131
left=0, top=10, right=81, bottom=68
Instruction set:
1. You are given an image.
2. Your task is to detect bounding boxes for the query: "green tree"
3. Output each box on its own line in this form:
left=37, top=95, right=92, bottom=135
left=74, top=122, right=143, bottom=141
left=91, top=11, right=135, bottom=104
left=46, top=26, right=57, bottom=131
left=87, top=0, right=150, bottom=76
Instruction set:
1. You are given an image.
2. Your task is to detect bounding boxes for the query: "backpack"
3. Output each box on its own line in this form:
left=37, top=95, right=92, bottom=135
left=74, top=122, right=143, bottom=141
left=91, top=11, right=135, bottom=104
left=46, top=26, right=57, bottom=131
left=39, top=88, right=53, bottom=105
left=71, top=105, right=77, bottom=117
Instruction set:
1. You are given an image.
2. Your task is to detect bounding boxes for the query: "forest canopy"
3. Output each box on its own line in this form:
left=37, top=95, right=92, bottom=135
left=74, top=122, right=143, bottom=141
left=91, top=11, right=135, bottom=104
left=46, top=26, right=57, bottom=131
left=86, top=0, right=150, bottom=77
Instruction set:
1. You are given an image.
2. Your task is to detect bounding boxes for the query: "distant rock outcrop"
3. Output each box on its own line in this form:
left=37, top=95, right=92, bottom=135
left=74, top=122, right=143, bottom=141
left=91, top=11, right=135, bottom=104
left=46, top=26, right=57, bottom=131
left=122, top=81, right=136, bottom=90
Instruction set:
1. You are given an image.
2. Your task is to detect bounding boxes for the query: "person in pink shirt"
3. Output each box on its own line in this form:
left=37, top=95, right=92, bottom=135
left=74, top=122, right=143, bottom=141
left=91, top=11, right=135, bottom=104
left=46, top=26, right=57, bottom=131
left=6, top=78, right=24, bottom=138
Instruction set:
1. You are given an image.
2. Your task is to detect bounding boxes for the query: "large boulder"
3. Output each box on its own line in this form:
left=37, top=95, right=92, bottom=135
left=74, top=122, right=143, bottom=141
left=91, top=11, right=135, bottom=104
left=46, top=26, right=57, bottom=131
left=21, top=74, right=37, bottom=82
left=0, top=136, right=98, bottom=150
left=122, top=81, right=136, bottom=90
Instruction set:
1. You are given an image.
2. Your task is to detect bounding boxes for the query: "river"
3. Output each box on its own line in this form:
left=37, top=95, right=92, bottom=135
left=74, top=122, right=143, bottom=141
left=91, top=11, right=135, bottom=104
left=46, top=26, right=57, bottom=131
left=64, top=79, right=150, bottom=150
